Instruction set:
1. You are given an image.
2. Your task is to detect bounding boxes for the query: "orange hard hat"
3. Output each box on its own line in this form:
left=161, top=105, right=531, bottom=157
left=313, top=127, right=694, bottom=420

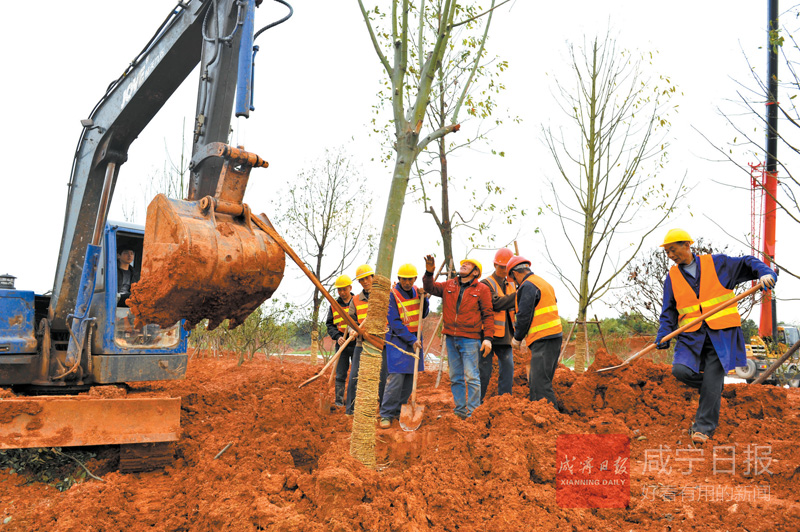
left=505, top=256, right=531, bottom=274
left=494, top=248, right=514, bottom=266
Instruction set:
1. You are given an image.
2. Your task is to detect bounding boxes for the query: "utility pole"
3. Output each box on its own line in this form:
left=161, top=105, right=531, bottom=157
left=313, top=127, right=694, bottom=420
left=761, top=0, right=779, bottom=342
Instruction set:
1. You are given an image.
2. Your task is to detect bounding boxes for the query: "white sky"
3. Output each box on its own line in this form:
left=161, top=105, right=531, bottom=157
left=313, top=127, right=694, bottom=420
left=3, top=0, right=797, bottom=325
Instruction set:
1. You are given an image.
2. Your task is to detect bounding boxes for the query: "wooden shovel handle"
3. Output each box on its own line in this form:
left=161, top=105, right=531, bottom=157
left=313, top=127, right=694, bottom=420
left=253, top=214, right=381, bottom=351
left=410, top=291, right=425, bottom=407
left=597, top=283, right=763, bottom=372
left=299, top=334, right=353, bottom=388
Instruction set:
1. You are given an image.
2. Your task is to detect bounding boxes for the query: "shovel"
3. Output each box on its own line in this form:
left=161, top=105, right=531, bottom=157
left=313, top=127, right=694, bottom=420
left=597, top=283, right=763, bottom=372
left=400, top=291, right=426, bottom=431
left=299, top=334, right=353, bottom=388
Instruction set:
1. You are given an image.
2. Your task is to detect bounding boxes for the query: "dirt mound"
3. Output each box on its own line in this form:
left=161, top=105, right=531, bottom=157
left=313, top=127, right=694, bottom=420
left=2, top=349, right=799, bottom=531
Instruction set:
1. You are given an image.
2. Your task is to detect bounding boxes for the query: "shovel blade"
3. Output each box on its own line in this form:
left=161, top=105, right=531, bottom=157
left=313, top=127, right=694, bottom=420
left=318, top=391, right=332, bottom=415
left=399, top=403, right=425, bottom=432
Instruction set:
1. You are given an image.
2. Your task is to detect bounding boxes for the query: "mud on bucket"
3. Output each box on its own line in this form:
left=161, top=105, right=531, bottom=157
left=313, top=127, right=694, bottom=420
left=128, top=195, right=285, bottom=331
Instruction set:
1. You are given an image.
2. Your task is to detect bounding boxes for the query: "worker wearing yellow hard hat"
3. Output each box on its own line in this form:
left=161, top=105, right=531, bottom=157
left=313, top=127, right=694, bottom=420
left=478, top=249, right=517, bottom=402
left=422, top=253, right=494, bottom=419
left=655, top=228, right=777, bottom=445
left=325, top=274, right=356, bottom=407
left=379, top=262, right=430, bottom=428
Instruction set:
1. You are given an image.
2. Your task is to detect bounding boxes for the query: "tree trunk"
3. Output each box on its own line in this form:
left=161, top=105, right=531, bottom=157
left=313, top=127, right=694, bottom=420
left=310, top=330, right=319, bottom=366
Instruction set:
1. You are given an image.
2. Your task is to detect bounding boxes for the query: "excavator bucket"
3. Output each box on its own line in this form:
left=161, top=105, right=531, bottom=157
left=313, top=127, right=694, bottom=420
left=128, top=144, right=285, bottom=330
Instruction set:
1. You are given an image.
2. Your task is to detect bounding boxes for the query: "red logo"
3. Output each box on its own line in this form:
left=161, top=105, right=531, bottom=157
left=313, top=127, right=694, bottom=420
left=556, top=434, right=630, bottom=508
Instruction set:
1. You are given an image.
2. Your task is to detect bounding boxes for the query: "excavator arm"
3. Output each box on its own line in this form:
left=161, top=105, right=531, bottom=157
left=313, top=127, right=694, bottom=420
left=50, top=0, right=267, bottom=331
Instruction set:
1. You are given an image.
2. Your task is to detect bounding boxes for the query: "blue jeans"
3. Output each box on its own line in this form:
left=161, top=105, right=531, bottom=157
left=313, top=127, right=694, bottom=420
left=446, top=336, right=481, bottom=417
left=479, top=343, right=514, bottom=401
left=379, top=372, right=414, bottom=419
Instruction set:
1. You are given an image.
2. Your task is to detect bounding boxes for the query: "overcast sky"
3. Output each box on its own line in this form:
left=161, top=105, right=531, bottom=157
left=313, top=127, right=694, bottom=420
left=3, top=0, right=797, bottom=325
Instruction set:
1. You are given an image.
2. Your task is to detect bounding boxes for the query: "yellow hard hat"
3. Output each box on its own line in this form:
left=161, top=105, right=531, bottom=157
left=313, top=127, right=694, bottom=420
left=661, top=228, right=694, bottom=247
left=397, top=263, right=418, bottom=278
left=334, top=275, right=352, bottom=289
left=460, top=258, right=482, bottom=277
left=354, top=264, right=375, bottom=280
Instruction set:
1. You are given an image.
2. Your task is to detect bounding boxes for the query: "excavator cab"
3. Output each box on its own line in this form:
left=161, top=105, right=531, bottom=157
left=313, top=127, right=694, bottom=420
left=128, top=144, right=285, bottom=331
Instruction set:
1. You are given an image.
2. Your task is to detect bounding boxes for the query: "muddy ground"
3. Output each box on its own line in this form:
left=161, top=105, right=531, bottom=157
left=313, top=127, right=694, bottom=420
left=1, top=343, right=799, bottom=531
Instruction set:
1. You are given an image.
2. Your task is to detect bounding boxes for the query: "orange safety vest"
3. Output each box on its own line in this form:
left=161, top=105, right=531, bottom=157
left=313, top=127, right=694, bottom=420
left=669, top=254, right=742, bottom=331
left=391, top=285, right=422, bottom=332
left=353, top=293, right=369, bottom=325
left=485, top=275, right=516, bottom=338
left=331, top=300, right=350, bottom=334
left=515, top=274, right=562, bottom=345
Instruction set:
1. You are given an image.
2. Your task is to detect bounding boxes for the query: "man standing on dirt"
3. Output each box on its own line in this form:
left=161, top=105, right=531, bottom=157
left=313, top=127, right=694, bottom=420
left=379, top=264, right=430, bottom=428
left=655, top=229, right=777, bottom=444
left=345, top=265, right=388, bottom=415
left=506, top=256, right=563, bottom=409
left=479, top=249, right=517, bottom=401
left=326, top=274, right=357, bottom=407
left=423, top=254, right=494, bottom=419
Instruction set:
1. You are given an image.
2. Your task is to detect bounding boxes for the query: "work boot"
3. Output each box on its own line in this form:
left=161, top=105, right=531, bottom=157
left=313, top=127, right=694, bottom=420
left=334, top=383, right=345, bottom=407
left=379, top=418, right=392, bottom=429
left=690, top=430, right=710, bottom=445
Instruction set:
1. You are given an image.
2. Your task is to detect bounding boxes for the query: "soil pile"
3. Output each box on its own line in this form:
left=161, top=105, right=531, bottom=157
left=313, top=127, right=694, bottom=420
left=1, top=348, right=799, bottom=531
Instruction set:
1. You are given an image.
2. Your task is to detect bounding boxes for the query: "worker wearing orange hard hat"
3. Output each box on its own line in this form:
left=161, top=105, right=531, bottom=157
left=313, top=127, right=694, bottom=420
left=325, top=274, right=356, bottom=407
left=478, top=248, right=517, bottom=401
left=423, top=254, right=494, bottom=419
left=656, top=228, right=777, bottom=444
left=506, top=255, right=563, bottom=409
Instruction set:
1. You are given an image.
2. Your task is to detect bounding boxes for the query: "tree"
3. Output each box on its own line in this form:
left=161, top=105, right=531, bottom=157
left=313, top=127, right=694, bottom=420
left=276, top=148, right=376, bottom=364
left=401, top=1, right=520, bottom=267
left=700, top=5, right=800, bottom=303
left=541, top=33, right=686, bottom=373
left=352, top=0, right=509, bottom=467
left=616, top=238, right=758, bottom=326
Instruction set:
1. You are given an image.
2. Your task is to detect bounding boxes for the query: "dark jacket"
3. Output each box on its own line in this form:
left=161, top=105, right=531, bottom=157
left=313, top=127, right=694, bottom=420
left=325, top=296, right=352, bottom=342
left=423, top=271, right=494, bottom=341
left=513, top=272, right=562, bottom=344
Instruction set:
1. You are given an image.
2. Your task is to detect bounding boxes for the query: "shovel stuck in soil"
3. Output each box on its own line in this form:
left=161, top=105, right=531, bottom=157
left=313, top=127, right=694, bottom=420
left=597, top=283, right=763, bottom=372
left=299, top=334, right=354, bottom=389
left=400, top=292, right=426, bottom=431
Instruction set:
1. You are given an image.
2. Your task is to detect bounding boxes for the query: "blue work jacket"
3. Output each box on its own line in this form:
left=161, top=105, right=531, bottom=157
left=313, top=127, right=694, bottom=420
left=657, top=254, right=776, bottom=373
left=385, top=286, right=430, bottom=374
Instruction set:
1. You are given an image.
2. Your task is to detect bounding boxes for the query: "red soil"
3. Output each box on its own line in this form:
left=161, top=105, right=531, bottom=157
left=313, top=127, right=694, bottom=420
left=1, top=346, right=799, bottom=531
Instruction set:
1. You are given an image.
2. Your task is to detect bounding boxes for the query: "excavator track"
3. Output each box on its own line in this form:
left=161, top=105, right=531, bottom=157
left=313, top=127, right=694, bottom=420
left=119, top=442, right=176, bottom=472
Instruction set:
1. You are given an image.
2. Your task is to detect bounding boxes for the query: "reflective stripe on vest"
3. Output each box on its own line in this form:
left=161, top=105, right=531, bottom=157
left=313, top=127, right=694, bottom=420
left=669, top=254, right=742, bottom=331
left=332, top=306, right=348, bottom=333
left=353, top=293, right=369, bottom=325
left=392, top=285, right=421, bottom=332
left=485, top=275, right=516, bottom=338
left=515, top=275, right=562, bottom=345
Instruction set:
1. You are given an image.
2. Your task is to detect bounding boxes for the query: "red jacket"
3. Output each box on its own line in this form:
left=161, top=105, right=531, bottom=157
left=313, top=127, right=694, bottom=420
left=423, top=272, right=494, bottom=340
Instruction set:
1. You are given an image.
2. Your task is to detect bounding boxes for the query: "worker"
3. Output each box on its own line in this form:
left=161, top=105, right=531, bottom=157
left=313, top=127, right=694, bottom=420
left=116, top=248, right=140, bottom=307
left=655, top=228, right=777, bottom=444
left=325, top=274, right=357, bottom=407
left=506, top=256, right=563, bottom=409
left=379, top=264, right=430, bottom=428
left=479, top=248, right=517, bottom=401
left=345, top=264, right=388, bottom=415
left=423, top=254, right=494, bottom=419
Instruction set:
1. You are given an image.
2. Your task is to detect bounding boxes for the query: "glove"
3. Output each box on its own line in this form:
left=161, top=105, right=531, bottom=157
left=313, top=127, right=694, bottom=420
left=656, top=340, right=670, bottom=350
left=480, top=339, right=492, bottom=357
left=760, top=274, right=776, bottom=291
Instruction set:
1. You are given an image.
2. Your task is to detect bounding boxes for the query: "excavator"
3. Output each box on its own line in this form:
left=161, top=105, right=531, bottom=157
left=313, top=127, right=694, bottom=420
left=0, top=0, right=291, bottom=467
